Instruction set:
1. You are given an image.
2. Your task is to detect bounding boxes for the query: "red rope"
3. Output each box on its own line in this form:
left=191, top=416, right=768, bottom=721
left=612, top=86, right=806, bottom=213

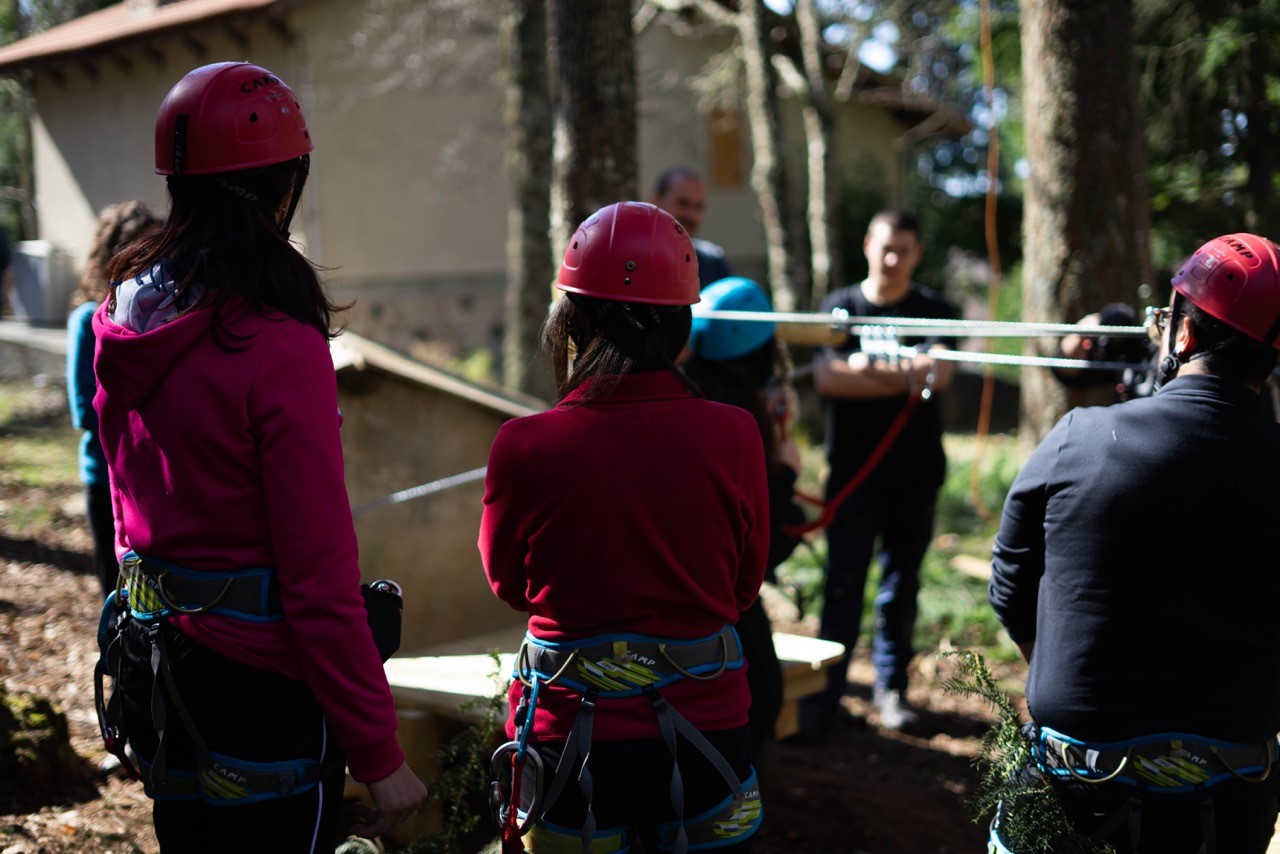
left=501, top=753, right=525, bottom=854
left=782, top=393, right=924, bottom=537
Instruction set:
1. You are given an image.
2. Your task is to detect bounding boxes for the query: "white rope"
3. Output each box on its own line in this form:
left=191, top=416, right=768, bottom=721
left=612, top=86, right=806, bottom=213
left=919, top=348, right=1148, bottom=372
left=695, top=308, right=1151, bottom=339
left=352, top=466, right=488, bottom=515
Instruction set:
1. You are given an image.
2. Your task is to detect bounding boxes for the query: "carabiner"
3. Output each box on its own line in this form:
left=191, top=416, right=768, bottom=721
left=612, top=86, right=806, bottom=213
left=489, top=741, right=545, bottom=836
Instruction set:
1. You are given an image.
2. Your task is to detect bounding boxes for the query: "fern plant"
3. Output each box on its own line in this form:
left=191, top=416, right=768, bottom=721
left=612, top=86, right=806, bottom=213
left=939, top=649, right=1112, bottom=854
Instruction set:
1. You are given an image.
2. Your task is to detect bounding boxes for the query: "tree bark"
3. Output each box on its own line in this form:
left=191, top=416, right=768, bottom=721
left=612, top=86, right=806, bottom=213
left=739, top=0, right=805, bottom=311
left=1019, top=0, right=1149, bottom=444
left=501, top=0, right=555, bottom=398
left=795, top=0, right=838, bottom=305
left=551, top=0, right=637, bottom=243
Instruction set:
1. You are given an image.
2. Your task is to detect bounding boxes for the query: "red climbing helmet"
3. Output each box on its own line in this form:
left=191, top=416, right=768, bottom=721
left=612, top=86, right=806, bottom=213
left=154, top=62, right=312, bottom=176
left=557, top=202, right=700, bottom=306
left=1171, top=233, right=1280, bottom=349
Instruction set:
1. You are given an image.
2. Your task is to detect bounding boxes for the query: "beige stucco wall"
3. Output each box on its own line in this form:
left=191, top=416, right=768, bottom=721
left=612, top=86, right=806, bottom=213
left=31, top=29, right=303, bottom=268
left=338, top=366, right=525, bottom=652
left=26, top=0, right=915, bottom=349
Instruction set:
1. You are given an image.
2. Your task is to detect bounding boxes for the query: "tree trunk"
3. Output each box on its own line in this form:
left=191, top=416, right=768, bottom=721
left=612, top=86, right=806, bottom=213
left=1019, top=0, right=1149, bottom=444
left=551, top=0, right=636, bottom=243
left=795, top=0, right=839, bottom=305
left=501, top=0, right=554, bottom=398
left=739, top=0, right=805, bottom=311
left=1238, top=0, right=1274, bottom=231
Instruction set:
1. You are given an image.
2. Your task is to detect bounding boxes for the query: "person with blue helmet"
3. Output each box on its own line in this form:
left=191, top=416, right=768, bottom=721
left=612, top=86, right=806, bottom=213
left=684, top=277, right=806, bottom=754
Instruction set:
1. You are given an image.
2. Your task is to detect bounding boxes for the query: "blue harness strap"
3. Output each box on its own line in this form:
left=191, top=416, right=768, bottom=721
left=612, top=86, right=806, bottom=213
left=95, top=553, right=334, bottom=805
left=119, top=551, right=282, bottom=623
left=1035, top=725, right=1277, bottom=792
left=495, top=625, right=761, bottom=854
left=996, top=723, right=1278, bottom=853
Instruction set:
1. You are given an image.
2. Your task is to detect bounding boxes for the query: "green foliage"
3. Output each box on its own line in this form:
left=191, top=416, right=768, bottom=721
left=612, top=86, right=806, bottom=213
left=940, top=650, right=1112, bottom=854
left=772, top=432, right=1025, bottom=654
left=408, top=652, right=507, bottom=853
left=449, top=348, right=497, bottom=387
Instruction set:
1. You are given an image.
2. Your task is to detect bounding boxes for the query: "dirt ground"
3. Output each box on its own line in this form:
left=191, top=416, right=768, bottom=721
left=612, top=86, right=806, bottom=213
left=0, top=380, right=1011, bottom=853
left=0, top=537, right=1011, bottom=854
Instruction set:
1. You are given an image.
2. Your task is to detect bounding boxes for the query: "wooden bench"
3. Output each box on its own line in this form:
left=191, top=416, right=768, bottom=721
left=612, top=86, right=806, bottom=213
left=349, top=627, right=844, bottom=843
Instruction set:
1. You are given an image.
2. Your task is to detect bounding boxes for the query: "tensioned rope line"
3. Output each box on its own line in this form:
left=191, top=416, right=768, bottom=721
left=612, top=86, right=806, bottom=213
left=694, top=308, right=1151, bottom=338
left=351, top=466, right=488, bottom=515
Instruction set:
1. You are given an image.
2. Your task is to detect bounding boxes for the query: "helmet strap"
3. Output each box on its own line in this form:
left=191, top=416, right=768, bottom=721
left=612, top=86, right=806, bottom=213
left=277, top=154, right=310, bottom=239
left=214, top=178, right=258, bottom=202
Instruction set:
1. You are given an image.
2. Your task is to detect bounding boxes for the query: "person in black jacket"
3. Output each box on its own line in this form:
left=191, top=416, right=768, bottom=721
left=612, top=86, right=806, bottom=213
left=683, top=276, right=805, bottom=754
left=989, top=233, right=1280, bottom=853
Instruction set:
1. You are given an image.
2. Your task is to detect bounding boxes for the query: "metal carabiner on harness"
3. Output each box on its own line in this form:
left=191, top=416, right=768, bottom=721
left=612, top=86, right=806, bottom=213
left=489, top=740, right=545, bottom=839
left=156, top=572, right=234, bottom=615
left=658, top=632, right=730, bottom=682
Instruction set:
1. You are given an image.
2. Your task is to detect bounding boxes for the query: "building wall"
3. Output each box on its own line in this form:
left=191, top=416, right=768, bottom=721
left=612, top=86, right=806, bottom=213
left=26, top=0, right=915, bottom=354
left=337, top=366, right=525, bottom=652
left=31, top=29, right=302, bottom=267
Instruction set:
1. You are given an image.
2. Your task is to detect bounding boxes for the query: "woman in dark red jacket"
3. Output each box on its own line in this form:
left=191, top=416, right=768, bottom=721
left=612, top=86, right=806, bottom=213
left=480, top=202, right=769, bottom=853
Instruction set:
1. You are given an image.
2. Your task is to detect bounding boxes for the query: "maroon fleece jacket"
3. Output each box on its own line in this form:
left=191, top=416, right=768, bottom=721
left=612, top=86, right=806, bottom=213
left=479, top=371, right=769, bottom=741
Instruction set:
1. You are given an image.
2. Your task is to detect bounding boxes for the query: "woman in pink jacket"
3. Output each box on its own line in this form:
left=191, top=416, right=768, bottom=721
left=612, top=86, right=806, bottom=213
left=92, top=62, right=425, bottom=852
left=480, top=202, right=769, bottom=853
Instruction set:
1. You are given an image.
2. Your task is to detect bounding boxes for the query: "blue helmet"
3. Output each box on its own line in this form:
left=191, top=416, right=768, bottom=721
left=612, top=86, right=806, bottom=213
left=690, top=277, right=776, bottom=361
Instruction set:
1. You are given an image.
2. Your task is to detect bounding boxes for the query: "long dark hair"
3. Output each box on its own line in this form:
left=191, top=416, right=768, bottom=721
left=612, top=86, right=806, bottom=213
left=107, top=156, right=346, bottom=343
left=542, top=293, right=698, bottom=402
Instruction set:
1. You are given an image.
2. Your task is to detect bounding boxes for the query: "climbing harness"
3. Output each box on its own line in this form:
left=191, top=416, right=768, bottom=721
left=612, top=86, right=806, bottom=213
left=989, top=723, right=1278, bottom=853
left=489, top=626, right=762, bottom=854
left=95, top=552, right=397, bottom=804
left=1033, top=725, right=1276, bottom=793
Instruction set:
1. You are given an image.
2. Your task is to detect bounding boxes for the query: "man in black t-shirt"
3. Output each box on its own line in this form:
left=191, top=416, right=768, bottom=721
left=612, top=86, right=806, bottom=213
left=803, top=210, right=958, bottom=733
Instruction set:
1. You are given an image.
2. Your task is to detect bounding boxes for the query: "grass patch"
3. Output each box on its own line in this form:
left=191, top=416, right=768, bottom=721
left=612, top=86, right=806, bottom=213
left=0, top=380, right=81, bottom=540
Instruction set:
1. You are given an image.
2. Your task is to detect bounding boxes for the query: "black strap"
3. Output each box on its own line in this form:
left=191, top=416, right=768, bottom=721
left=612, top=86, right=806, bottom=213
left=1198, top=794, right=1216, bottom=854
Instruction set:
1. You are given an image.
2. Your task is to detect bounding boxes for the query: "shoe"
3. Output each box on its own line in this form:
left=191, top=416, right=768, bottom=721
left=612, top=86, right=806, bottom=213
left=872, top=686, right=920, bottom=731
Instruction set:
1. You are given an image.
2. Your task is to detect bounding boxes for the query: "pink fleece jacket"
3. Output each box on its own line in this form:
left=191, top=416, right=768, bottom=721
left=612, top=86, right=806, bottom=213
left=92, top=298, right=403, bottom=783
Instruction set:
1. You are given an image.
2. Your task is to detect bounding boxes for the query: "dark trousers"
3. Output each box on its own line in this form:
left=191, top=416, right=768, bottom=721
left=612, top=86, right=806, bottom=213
left=736, top=599, right=782, bottom=755
left=534, top=725, right=756, bottom=852
left=1050, top=774, right=1280, bottom=853
left=814, top=482, right=937, bottom=707
left=86, top=483, right=117, bottom=598
left=117, top=618, right=346, bottom=853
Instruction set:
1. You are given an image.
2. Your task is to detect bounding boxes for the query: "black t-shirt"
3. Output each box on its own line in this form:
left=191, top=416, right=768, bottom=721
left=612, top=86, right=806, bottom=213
left=819, top=283, right=959, bottom=490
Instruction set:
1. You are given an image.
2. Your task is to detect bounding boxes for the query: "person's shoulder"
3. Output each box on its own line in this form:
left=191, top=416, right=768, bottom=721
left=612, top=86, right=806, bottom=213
left=907, top=284, right=958, bottom=317
left=822, top=283, right=863, bottom=312
left=692, top=238, right=726, bottom=260
left=68, top=300, right=98, bottom=330
left=692, top=397, right=762, bottom=442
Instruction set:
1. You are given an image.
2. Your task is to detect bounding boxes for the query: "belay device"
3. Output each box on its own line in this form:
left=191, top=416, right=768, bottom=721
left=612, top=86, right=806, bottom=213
left=488, top=625, right=763, bottom=854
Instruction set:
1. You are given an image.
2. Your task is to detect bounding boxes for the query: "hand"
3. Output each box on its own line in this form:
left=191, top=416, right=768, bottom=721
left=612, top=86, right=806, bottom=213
left=351, top=762, right=429, bottom=839
left=908, top=352, right=955, bottom=392
left=777, top=438, right=802, bottom=473
left=1060, top=312, right=1101, bottom=360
